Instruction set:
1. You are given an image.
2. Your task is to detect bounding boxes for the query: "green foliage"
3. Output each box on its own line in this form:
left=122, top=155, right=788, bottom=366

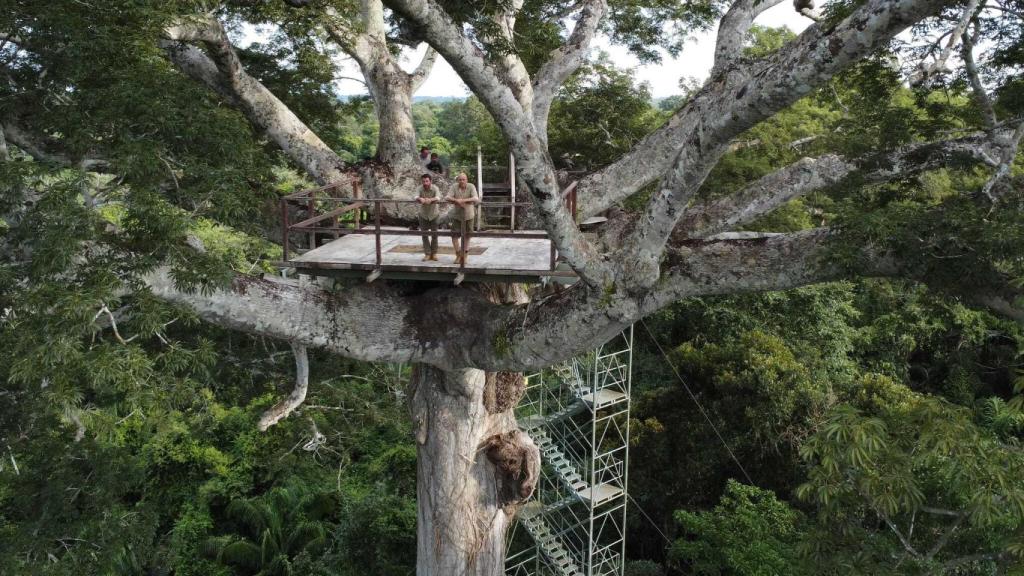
left=548, top=56, right=664, bottom=170
left=3, top=3, right=1023, bottom=573
left=671, top=330, right=824, bottom=449
left=742, top=25, right=797, bottom=59
left=797, top=395, right=1024, bottom=573
left=670, top=481, right=807, bottom=576
left=627, top=277, right=1023, bottom=571
left=205, top=482, right=332, bottom=575
left=603, top=0, right=719, bottom=64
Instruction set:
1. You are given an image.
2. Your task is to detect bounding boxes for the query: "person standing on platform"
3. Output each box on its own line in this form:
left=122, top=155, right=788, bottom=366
left=415, top=173, right=443, bottom=261
left=418, top=146, right=431, bottom=167
left=448, top=172, right=479, bottom=266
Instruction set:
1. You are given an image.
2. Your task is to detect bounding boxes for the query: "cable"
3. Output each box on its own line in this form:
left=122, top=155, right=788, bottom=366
left=628, top=493, right=673, bottom=545
left=638, top=318, right=755, bottom=486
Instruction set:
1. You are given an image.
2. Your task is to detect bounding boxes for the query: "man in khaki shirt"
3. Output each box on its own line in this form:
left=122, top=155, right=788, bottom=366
left=448, top=172, right=479, bottom=266
left=415, top=173, right=443, bottom=261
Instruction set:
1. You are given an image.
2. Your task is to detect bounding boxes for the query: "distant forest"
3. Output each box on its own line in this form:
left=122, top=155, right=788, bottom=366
left=332, top=57, right=671, bottom=176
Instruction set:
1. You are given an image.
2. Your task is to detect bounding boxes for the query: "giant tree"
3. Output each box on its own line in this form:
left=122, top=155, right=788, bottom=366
left=2, top=0, right=1023, bottom=574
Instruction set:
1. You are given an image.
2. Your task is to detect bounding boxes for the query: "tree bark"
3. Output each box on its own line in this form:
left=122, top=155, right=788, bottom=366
left=161, top=19, right=348, bottom=185
left=363, top=59, right=418, bottom=168
left=326, top=0, right=435, bottom=171
left=409, top=364, right=539, bottom=576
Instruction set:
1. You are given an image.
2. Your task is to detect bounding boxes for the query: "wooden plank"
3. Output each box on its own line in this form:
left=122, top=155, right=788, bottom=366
left=282, top=229, right=579, bottom=281
left=279, top=260, right=578, bottom=278
left=280, top=198, right=290, bottom=261
left=269, top=265, right=573, bottom=284
left=289, top=227, right=550, bottom=240
left=388, top=245, right=487, bottom=255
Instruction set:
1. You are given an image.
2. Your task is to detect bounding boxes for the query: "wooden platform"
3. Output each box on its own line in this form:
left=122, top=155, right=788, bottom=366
left=578, top=482, right=624, bottom=506
left=580, top=389, right=627, bottom=409
left=287, top=227, right=577, bottom=282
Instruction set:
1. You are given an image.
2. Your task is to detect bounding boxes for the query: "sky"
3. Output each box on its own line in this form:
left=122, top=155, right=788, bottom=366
left=331, top=4, right=814, bottom=99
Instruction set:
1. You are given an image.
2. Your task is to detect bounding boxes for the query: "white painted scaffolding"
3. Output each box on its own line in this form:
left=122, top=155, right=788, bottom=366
left=506, top=327, right=634, bottom=576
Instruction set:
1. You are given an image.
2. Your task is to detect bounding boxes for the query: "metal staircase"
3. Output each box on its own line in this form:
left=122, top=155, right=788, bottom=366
left=481, top=183, right=514, bottom=229
left=473, top=147, right=520, bottom=231
left=506, top=328, right=633, bottom=576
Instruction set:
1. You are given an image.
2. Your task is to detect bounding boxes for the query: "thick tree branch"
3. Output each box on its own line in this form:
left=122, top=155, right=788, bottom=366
left=325, top=1, right=425, bottom=167
left=147, top=270, right=424, bottom=363
left=942, top=551, right=1014, bottom=573
left=908, top=0, right=982, bottom=87
left=387, top=0, right=614, bottom=287
left=143, top=268, right=532, bottom=371
left=496, top=226, right=1021, bottom=370
left=146, top=220, right=1022, bottom=376
left=410, top=46, right=438, bottom=93
left=713, top=0, right=786, bottom=74
left=614, top=0, right=956, bottom=278
left=488, top=229, right=854, bottom=370
left=531, top=0, right=607, bottom=136
left=162, top=17, right=348, bottom=185
left=326, top=21, right=375, bottom=66
left=361, top=0, right=388, bottom=40
left=960, top=27, right=997, bottom=128
left=492, top=0, right=535, bottom=111
left=575, top=0, right=956, bottom=221
left=679, top=129, right=1010, bottom=238
left=1, top=119, right=108, bottom=170
left=257, top=342, right=310, bottom=431
left=980, top=120, right=1024, bottom=201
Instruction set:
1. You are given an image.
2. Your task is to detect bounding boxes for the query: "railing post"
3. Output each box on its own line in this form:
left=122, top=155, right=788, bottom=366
left=550, top=239, right=556, bottom=271
left=509, top=151, right=516, bottom=231
left=353, top=180, right=362, bottom=230
left=476, top=145, right=483, bottom=232
left=571, top=186, right=577, bottom=224
left=330, top=183, right=339, bottom=239
left=374, top=199, right=382, bottom=267
left=281, top=197, right=290, bottom=262
left=307, top=189, right=317, bottom=249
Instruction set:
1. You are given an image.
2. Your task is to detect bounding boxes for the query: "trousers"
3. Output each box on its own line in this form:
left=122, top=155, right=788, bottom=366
left=419, top=217, right=439, bottom=255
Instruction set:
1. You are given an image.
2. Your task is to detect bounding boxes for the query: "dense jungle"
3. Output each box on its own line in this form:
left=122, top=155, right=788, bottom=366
left=2, top=0, right=1023, bottom=574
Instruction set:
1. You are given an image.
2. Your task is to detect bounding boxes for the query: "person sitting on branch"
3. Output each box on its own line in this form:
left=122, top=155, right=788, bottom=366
left=426, top=152, right=445, bottom=175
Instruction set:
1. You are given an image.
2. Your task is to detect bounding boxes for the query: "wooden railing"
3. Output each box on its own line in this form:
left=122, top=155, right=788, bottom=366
left=280, top=181, right=579, bottom=273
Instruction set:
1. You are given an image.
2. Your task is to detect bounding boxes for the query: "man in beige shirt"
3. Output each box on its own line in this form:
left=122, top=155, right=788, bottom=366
left=448, top=172, right=480, bottom=266
left=415, top=173, right=443, bottom=261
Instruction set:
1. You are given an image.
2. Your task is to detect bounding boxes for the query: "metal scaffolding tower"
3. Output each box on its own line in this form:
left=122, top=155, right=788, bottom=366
left=506, top=327, right=633, bottom=576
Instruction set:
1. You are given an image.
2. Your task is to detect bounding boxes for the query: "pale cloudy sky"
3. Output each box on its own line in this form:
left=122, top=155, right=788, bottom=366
left=332, top=4, right=814, bottom=98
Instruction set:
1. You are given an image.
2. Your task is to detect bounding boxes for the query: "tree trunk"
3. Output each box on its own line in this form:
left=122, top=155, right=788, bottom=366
left=364, top=60, right=418, bottom=169
left=409, top=364, right=539, bottom=576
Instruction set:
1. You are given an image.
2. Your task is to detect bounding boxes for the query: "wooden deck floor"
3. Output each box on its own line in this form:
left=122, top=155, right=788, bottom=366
left=289, top=227, right=575, bottom=281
